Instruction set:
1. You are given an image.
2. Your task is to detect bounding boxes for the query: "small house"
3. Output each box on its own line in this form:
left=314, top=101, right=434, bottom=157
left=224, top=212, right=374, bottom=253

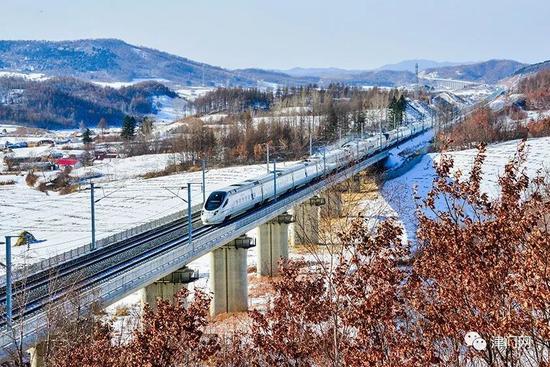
left=56, top=158, right=82, bottom=169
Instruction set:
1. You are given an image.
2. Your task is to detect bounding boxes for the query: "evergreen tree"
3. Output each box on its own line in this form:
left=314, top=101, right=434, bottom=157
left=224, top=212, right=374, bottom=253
left=397, top=95, right=407, bottom=124
left=120, top=115, right=137, bottom=140
left=82, top=128, right=93, bottom=144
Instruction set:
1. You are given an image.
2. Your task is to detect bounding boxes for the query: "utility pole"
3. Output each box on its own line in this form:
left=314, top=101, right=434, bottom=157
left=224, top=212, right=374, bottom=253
left=379, top=117, right=383, bottom=147
left=266, top=143, right=270, bottom=173
left=187, top=182, right=192, bottom=250
left=90, top=182, right=96, bottom=251
left=201, top=159, right=206, bottom=206
left=272, top=159, right=277, bottom=201
left=4, top=236, right=12, bottom=327
left=415, top=62, right=419, bottom=99
left=309, top=131, right=313, bottom=156
left=323, top=150, right=326, bottom=175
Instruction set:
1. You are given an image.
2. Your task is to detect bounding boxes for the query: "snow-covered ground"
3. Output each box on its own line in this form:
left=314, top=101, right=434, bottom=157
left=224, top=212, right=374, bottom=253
left=0, top=71, right=49, bottom=81
left=0, top=157, right=297, bottom=268
left=372, top=137, right=550, bottom=245
left=150, top=95, right=189, bottom=123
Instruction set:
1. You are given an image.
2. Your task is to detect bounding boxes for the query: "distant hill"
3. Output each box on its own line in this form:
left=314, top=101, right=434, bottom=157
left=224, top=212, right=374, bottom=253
left=377, top=59, right=467, bottom=72
left=278, top=67, right=364, bottom=79
left=276, top=68, right=415, bottom=87
left=422, top=59, right=527, bottom=84
left=0, top=76, right=177, bottom=129
left=233, top=68, right=318, bottom=86
left=0, top=39, right=256, bottom=87
left=329, top=70, right=416, bottom=87
left=513, top=60, right=550, bottom=76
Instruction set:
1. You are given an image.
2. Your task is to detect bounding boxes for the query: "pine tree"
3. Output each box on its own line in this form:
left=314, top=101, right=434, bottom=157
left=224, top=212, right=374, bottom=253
left=82, top=128, right=93, bottom=144
left=397, top=95, right=407, bottom=124
left=120, top=115, right=137, bottom=141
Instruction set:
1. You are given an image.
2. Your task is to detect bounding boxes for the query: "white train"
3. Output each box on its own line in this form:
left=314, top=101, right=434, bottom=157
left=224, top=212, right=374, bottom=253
left=201, top=121, right=426, bottom=224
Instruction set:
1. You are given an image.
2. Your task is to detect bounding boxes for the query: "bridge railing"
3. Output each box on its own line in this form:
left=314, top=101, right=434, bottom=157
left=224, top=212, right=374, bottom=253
left=8, top=204, right=202, bottom=284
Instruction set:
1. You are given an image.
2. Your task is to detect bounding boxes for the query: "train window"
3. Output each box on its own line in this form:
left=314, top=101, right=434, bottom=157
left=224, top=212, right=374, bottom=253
left=222, top=198, right=229, bottom=208
left=205, top=191, right=227, bottom=210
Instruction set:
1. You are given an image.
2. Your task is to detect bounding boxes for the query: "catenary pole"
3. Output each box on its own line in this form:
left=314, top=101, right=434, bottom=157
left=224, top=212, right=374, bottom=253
left=187, top=182, right=193, bottom=250
left=5, top=236, right=12, bottom=327
left=90, top=182, right=96, bottom=251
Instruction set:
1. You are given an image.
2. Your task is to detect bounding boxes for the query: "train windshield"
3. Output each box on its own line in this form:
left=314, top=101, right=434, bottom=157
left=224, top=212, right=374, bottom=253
left=205, top=191, right=227, bottom=210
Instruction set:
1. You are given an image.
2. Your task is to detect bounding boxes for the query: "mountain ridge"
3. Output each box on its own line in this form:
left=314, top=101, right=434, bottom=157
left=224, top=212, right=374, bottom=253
left=0, top=39, right=541, bottom=88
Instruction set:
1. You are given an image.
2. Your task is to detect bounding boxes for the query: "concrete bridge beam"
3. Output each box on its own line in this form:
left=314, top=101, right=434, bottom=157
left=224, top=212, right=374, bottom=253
left=209, top=235, right=254, bottom=316
left=257, top=213, right=292, bottom=276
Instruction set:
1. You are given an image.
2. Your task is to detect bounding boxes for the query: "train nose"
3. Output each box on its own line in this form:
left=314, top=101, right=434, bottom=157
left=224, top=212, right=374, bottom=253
left=201, top=210, right=214, bottom=224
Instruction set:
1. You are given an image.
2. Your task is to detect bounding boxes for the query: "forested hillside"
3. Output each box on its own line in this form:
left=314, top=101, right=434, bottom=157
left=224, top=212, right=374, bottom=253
left=0, top=77, right=177, bottom=129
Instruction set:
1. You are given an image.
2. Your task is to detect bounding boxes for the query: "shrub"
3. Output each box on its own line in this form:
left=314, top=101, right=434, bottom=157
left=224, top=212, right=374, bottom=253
left=25, top=171, right=39, bottom=187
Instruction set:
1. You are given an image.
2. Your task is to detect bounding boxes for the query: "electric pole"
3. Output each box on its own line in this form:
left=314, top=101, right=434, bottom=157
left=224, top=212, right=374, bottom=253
left=4, top=236, right=13, bottom=327
left=187, top=182, right=192, bottom=250
left=273, top=159, right=277, bottom=201
left=201, top=159, right=206, bottom=206
left=266, top=143, right=270, bottom=173
left=90, top=182, right=96, bottom=251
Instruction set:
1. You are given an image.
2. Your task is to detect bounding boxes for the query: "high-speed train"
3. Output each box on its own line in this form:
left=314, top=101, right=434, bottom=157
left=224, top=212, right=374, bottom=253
left=201, top=121, right=426, bottom=224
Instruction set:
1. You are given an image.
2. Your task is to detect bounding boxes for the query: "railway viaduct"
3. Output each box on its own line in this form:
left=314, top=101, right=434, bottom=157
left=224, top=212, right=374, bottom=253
left=2, top=123, right=429, bottom=366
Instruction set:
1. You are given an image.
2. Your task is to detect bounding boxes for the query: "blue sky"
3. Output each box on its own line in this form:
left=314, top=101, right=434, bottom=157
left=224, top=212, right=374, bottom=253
left=1, top=0, right=548, bottom=70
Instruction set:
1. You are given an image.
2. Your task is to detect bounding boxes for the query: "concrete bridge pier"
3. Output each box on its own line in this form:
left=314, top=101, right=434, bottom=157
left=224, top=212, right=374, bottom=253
left=140, top=266, right=198, bottom=311
left=291, top=196, right=325, bottom=246
left=257, top=213, right=293, bottom=276
left=210, top=235, right=255, bottom=316
left=29, top=342, right=47, bottom=367
left=320, top=190, right=343, bottom=218
left=348, top=174, right=363, bottom=193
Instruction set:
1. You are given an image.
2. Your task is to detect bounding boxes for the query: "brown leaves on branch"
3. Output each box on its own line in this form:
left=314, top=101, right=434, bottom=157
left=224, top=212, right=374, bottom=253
left=412, top=140, right=550, bottom=366
left=50, top=289, right=218, bottom=367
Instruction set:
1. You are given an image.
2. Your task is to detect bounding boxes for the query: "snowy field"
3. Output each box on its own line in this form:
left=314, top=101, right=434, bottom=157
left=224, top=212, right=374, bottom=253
left=0, top=156, right=297, bottom=268
left=366, top=137, right=550, bottom=245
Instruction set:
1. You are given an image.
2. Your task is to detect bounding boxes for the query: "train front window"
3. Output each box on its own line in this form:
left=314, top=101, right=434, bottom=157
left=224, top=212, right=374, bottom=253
left=205, top=191, right=227, bottom=210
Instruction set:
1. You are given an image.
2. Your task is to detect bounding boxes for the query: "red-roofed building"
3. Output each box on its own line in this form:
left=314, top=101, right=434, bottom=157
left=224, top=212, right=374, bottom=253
left=56, top=158, right=82, bottom=169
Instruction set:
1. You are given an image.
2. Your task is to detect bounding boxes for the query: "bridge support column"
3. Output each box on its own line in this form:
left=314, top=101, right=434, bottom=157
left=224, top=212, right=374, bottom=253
left=141, top=266, right=198, bottom=311
left=348, top=174, right=362, bottom=193
left=320, top=190, right=342, bottom=218
left=291, top=196, right=324, bottom=246
left=257, top=213, right=293, bottom=276
left=29, top=342, right=47, bottom=367
left=210, top=235, right=254, bottom=316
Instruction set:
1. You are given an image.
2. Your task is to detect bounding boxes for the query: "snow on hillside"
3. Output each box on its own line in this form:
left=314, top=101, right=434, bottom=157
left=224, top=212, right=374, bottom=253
left=150, top=95, right=189, bottom=123
left=0, top=71, right=49, bottom=81
left=374, top=137, right=550, bottom=245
